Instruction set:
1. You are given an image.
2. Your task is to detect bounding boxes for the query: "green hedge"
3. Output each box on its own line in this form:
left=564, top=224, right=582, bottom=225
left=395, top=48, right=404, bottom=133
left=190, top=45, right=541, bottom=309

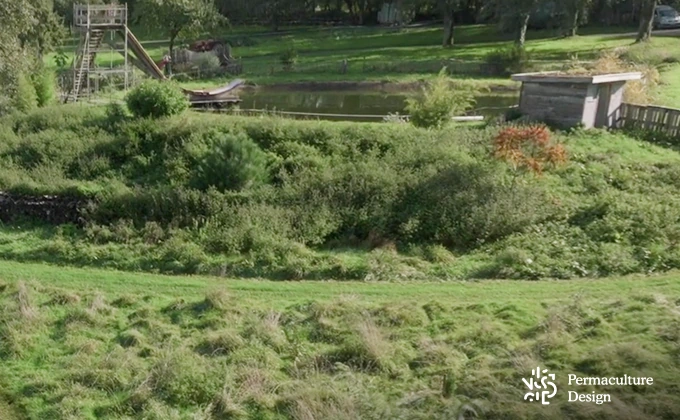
left=2, top=106, right=680, bottom=279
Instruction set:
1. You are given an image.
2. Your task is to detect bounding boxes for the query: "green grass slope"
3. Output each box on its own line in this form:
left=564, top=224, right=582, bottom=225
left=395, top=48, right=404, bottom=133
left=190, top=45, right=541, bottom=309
left=47, top=24, right=650, bottom=86
left=3, top=106, right=680, bottom=280
left=1, top=261, right=679, bottom=419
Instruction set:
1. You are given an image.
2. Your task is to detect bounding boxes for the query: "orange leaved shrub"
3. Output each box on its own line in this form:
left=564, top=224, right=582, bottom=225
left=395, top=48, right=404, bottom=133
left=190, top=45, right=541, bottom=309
left=493, top=124, right=567, bottom=174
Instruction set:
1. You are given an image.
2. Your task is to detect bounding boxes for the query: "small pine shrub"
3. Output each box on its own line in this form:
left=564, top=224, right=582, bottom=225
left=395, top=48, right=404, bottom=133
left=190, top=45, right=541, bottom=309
left=190, top=131, right=270, bottom=192
left=125, top=80, right=188, bottom=119
left=493, top=124, right=567, bottom=174
left=280, top=47, right=298, bottom=69
left=32, top=69, right=56, bottom=108
left=485, top=45, right=531, bottom=76
left=406, top=69, right=475, bottom=129
left=12, top=73, right=39, bottom=113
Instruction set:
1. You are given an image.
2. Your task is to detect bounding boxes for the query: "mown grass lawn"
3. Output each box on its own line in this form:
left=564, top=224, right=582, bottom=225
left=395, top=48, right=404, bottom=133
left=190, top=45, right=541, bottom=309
left=1, top=260, right=679, bottom=419
left=657, top=62, right=680, bottom=108
left=47, top=24, right=649, bottom=87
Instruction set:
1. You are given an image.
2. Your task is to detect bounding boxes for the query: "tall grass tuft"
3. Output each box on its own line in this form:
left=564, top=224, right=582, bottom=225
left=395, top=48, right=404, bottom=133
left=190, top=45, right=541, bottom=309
left=565, top=49, right=660, bottom=104
left=210, top=387, right=248, bottom=419
left=406, top=69, right=475, bottom=129
left=198, top=288, right=231, bottom=312
left=16, top=281, right=37, bottom=320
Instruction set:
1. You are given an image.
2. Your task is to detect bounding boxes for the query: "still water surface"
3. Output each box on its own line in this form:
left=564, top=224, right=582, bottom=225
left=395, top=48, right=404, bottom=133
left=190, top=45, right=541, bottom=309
left=238, top=89, right=518, bottom=121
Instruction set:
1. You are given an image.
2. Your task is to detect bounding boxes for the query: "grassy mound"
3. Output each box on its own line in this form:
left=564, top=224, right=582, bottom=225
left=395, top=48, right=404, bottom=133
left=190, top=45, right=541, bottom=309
left=2, top=106, right=680, bottom=280
left=1, top=261, right=679, bottom=419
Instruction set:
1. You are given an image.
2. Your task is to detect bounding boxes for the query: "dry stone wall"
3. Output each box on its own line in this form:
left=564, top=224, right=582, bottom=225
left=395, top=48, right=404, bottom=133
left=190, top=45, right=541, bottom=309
left=0, top=192, right=89, bottom=225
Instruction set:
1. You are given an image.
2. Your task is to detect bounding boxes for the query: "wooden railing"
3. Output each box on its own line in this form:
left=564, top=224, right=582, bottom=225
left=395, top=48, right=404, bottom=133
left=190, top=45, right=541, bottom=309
left=616, top=103, right=680, bottom=136
left=73, top=4, right=127, bottom=28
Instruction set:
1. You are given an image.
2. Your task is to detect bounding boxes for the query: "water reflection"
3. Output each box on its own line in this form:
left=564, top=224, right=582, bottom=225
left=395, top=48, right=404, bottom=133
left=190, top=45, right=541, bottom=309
left=238, top=90, right=518, bottom=121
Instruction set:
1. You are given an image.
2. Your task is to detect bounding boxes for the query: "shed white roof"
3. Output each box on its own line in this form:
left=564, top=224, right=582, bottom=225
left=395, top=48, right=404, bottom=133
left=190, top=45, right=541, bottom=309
left=511, top=71, right=643, bottom=84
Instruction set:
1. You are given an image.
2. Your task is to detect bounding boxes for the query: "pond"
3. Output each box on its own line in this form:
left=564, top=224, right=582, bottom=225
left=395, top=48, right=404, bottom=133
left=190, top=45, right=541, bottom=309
left=237, top=89, right=519, bottom=122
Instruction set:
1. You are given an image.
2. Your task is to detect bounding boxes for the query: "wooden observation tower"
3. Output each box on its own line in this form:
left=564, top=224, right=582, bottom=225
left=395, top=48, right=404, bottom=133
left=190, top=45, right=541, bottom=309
left=67, top=4, right=132, bottom=103
left=66, top=3, right=243, bottom=107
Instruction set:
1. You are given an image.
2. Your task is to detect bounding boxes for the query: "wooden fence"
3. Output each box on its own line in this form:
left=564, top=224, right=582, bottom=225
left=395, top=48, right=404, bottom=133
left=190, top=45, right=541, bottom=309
left=616, top=103, right=680, bottom=136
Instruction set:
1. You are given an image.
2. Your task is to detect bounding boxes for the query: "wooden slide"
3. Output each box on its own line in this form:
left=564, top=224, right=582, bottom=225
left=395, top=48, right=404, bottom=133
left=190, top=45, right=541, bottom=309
left=121, top=27, right=166, bottom=80
left=121, top=27, right=243, bottom=102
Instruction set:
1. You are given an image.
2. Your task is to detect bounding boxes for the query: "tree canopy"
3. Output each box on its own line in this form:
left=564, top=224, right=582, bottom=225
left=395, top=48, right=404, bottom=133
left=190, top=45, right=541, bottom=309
left=0, top=0, right=62, bottom=113
left=208, top=0, right=664, bottom=47
left=135, top=0, right=227, bottom=64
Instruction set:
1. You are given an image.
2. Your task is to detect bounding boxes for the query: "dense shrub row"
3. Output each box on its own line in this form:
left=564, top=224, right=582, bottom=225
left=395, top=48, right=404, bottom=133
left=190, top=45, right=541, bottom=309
left=1, top=106, right=680, bottom=279
left=1, top=68, right=57, bottom=115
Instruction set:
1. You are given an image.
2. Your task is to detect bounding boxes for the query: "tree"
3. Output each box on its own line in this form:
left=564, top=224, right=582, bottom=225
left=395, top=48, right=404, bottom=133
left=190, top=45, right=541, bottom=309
left=636, top=0, right=657, bottom=42
left=487, top=0, right=544, bottom=47
left=0, top=0, right=34, bottom=74
left=261, top=0, right=309, bottom=31
left=344, top=0, right=382, bottom=24
left=513, top=0, right=541, bottom=46
left=0, top=0, right=62, bottom=114
left=21, top=0, right=65, bottom=59
left=136, top=0, right=226, bottom=73
left=561, top=0, right=592, bottom=36
left=440, top=0, right=461, bottom=47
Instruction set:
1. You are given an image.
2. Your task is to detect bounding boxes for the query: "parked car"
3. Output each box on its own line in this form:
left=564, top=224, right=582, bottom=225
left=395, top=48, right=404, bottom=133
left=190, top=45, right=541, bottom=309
left=654, top=5, right=680, bottom=29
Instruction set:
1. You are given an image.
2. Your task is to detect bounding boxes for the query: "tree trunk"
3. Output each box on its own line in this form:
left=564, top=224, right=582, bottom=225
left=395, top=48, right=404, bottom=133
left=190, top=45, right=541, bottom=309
left=442, top=14, right=455, bottom=47
left=345, top=0, right=360, bottom=24
left=168, top=33, right=177, bottom=76
left=570, top=9, right=579, bottom=37
left=516, top=13, right=530, bottom=47
left=637, top=0, right=657, bottom=42
left=357, top=0, right=367, bottom=25
left=272, top=12, right=280, bottom=31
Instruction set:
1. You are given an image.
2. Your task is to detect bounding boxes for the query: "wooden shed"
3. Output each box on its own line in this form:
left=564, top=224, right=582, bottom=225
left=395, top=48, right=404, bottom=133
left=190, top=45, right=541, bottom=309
left=511, top=72, right=643, bottom=129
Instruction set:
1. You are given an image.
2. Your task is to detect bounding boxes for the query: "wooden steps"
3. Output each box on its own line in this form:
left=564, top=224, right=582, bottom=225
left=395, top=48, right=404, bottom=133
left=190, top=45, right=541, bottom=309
left=65, top=30, right=104, bottom=103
